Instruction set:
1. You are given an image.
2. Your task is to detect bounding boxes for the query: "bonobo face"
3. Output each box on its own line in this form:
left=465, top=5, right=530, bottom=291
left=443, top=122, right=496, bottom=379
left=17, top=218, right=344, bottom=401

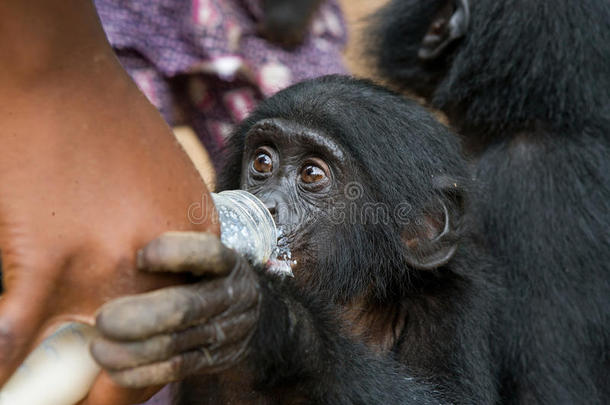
left=239, top=118, right=350, bottom=271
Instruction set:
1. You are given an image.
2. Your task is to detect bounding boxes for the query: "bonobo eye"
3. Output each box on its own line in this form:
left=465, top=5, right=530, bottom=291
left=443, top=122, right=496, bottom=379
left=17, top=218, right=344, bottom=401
left=301, top=165, right=325, bottom=183
left=300, top=158, right=330, bottom=186
left=252, top=147, right=274, bottom=174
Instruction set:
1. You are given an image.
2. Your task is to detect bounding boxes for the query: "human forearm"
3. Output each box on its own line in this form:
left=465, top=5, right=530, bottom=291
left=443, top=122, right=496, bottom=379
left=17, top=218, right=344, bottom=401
left=0, top=0, right=117, bottom=85
left=0, top=2, right=218, bottom=400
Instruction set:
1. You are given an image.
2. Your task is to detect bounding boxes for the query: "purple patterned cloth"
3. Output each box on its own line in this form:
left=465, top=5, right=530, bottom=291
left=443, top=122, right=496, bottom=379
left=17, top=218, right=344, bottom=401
left=94, top=0, right=347, bottom=170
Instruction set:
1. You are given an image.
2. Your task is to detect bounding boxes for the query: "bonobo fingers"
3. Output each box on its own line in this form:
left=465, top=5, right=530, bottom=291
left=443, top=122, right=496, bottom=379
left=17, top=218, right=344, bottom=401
left=91, top=309, right=258, bottom=370
left=96, top=272, right=258, bottom=340
left=137, top=232, right=236, bottom=277
left=106, top=340, right=250, bottom=388
left=95, top=234, right=261, bottom=384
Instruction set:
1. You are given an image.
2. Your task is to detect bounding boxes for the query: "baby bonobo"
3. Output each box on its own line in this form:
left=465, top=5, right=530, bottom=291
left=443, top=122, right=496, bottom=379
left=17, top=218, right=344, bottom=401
left=92, top=76, right=499, bottom=404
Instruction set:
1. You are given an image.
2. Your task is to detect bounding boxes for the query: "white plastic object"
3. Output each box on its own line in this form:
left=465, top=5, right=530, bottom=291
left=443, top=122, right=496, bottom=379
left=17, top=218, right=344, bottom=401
left=212, top=190, right=277, bottom=265
left=0, top=322, right=101, bottom=405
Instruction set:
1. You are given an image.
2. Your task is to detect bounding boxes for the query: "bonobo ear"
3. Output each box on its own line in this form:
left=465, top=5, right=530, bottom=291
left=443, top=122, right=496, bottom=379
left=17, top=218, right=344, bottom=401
left=402, top=177, right=463, bottom=270
left=418, top=0, right=470, bottom=60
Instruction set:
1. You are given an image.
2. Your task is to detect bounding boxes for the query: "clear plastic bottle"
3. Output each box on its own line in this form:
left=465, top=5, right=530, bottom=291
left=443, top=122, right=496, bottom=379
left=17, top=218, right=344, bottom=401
left=211, top=190, right=277, bottom=266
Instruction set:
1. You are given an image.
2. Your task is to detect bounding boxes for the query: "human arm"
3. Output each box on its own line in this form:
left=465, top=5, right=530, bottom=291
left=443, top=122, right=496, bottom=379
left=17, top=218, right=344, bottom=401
left=0, top=1, right=218, bottom=402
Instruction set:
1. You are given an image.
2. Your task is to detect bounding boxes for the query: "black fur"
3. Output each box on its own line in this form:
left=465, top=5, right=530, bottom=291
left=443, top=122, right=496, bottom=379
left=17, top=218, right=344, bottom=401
left=176, top=76, right=500, bottom=404
left=220, top=76, right=479, bottom=303
left=369, top=1, right=610, bottom=403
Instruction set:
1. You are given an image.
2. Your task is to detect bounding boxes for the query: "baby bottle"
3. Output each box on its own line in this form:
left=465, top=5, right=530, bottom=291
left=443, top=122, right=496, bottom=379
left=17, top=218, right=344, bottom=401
left=211, top=190, right=277, bottom=265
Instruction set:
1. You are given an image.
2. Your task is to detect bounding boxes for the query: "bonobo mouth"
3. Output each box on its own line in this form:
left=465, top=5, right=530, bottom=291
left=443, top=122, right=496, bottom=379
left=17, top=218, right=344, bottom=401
left=265, top=225, right=298, bottom=277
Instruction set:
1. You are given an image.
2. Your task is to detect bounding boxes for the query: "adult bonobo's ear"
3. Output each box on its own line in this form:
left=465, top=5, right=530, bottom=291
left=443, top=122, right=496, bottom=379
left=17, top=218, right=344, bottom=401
left=418, top=0, right=470, bottom=60
left=402, top=176, right=464, bottom=270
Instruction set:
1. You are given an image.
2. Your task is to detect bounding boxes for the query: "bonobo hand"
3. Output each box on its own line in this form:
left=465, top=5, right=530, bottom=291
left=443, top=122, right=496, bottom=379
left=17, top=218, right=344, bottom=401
left=91, top=232, right=261, bottom=387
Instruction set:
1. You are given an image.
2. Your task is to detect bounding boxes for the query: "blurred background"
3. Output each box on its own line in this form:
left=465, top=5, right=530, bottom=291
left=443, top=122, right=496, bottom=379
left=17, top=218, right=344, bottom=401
left=176, top=0, right=388, bottom=187
left=339, top=0, right=386, bottom=77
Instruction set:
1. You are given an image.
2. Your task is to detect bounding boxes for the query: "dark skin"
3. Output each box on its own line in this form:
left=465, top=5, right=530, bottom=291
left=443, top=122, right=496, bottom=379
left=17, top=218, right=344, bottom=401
left=368, top=0, right=610, bottom=403
left=0, top=1, right=218, bottom=404
left=93, top=76, right=497, bottom=404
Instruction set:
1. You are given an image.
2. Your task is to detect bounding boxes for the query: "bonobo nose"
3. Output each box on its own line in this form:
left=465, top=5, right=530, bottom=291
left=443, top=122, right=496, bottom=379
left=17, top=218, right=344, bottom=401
left=259, top=194, right=285, bottom=223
